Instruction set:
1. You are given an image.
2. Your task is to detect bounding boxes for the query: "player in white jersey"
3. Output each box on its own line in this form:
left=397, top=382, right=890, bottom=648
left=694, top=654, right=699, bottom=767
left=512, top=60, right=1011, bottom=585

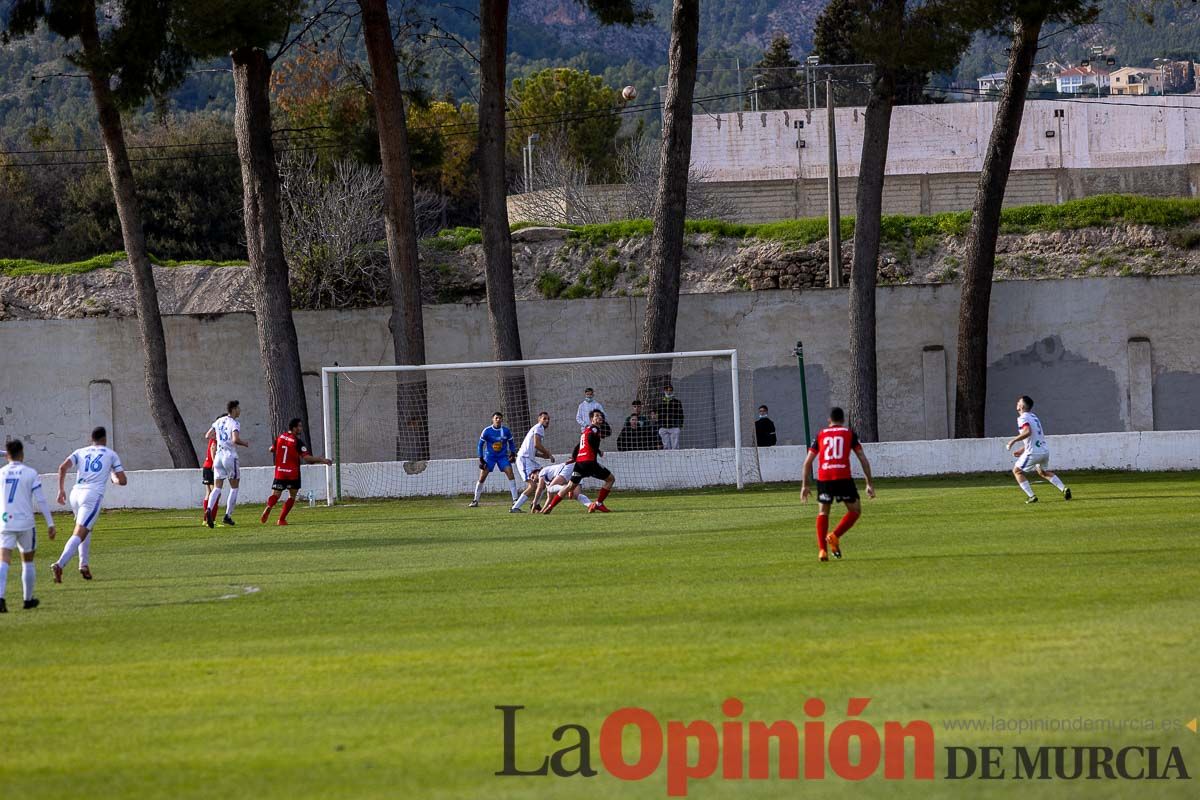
left=1005, top=395, right=1071, bottom=505
left=511, top=412, right=555, bottom=512
left=0, top=440, right=56, bottom=611
left=204, top=400, right=249, bottom=528
left=529, top=460, right=593, bottom=512
left=52, top=426, right=126, bottom=582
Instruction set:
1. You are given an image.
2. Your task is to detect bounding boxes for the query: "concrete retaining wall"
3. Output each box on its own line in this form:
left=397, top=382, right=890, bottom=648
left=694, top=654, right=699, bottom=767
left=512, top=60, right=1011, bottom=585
left=3, top=276, right=1200, bottom=475
left=41, top=430, right=1200, bottom=509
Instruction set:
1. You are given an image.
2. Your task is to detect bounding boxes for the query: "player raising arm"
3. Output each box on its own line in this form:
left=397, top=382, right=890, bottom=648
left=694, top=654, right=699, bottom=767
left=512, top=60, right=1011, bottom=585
left=52, top=426, right=126, bottom=582
left=801, top=407, right=875, bottom=562
left=204, top=400, right=248, bottom=528
left=469, top=413, right=518, bottom=507
left=261, top=418, right=332, bottom=526
left=0, top=439, right=56, bottom=611
left=511, top=412, right=554, bottom=513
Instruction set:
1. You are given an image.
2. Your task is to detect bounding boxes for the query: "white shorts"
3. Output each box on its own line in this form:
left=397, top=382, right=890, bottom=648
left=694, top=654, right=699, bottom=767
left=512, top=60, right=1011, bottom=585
left=214, top=450, right=240, bottom=481
left=70, top=487, right=104, bottom=531
left=0, top=529, right=36, bottom=553
left=516, top=456, right=543, bottom=483
left=1015, top=450, right=1050, bottom=473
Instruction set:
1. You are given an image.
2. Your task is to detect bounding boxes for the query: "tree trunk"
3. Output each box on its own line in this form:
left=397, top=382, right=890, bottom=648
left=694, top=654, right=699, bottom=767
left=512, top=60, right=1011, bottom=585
left=953, top=16, right=1042, bottom=438
left=847, top=66, right=896, bottom=443
left=478, top=0, right=529, bottom=431
left=638, top=0, right=699, bottom=396
left=360, top=0, right=429, bottom=461
left=78, top=4, right=197, bottom=467
left=232, top=47, right=310, bottom=437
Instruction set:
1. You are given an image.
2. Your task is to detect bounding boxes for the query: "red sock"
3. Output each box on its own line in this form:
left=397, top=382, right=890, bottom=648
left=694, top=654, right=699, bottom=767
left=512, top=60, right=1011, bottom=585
left=597, top=487, right=610, bottom=503
left=543, top=493, right=564, bottom=513
left=202, top=497, right=209, bottom=520
left=816, top=514, right=829, bottom=549
left=833, top=510, right=860, bottom=537
left=280, top=497, right=295, bottom=522
left=265, top=495, right=278, bottom=509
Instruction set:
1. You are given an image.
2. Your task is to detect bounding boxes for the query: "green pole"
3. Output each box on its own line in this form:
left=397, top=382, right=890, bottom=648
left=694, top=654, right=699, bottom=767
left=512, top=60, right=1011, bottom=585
left=333, top=374, right=343, bottom=501
left=794, top=340, right=812, bottom=447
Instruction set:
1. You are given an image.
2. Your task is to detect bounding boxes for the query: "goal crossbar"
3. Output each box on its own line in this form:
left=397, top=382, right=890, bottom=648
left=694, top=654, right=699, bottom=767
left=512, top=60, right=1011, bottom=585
left=320, top=350, right=744, bottom=503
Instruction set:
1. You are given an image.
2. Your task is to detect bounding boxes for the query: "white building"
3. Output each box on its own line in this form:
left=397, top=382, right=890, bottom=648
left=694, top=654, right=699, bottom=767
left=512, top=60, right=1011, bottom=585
left=1056, top=65, right=1111, bottom=95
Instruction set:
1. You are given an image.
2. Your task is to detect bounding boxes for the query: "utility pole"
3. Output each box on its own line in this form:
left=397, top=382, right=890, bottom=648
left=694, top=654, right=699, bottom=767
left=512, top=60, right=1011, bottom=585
left=736, top=57, right=743, bottom=112
left=826, top=73, right=842, bottom=289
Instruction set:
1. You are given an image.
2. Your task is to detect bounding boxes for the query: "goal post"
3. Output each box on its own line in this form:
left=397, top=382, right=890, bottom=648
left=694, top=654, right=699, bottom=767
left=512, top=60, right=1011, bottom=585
left=321, top=350, right=758, bottom=504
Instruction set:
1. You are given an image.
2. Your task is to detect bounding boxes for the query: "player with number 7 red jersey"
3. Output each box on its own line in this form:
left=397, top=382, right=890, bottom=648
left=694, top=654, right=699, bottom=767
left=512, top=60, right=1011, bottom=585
left=800, top=407, right=875, bottom=563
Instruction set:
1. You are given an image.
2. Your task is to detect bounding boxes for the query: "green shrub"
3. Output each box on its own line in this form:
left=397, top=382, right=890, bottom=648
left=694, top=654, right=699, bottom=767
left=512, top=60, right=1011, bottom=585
left=425, top=227, right=482, bottom=251
left=1168, top=229, right=1200, bottom=250
left=536, top=271, right=567, bottom=299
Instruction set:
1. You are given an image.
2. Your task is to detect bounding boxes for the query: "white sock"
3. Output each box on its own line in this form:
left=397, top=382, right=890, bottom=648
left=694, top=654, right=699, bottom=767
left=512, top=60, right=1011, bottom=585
left=0, top=562, right=8, bottom=600
left=207, top=490, right=222, bottom=513
left=56, top=535, right=83, bottom=569
left=473, top=481, right=484, bottom=502
left=1018, top=480, right=1035, bottom=498
left=512, top=493, right=530, bottom=510
left=1048, top=475, right=1066, bottom=492
left=22, top=563, right=34, bottom=601
left=576, top=493, right=592, bottom=506
left=79, top=535, right=91, bottom=567
left=225, top=488, right=238, bottom=517
left=508, top=480, right=519, bottom=501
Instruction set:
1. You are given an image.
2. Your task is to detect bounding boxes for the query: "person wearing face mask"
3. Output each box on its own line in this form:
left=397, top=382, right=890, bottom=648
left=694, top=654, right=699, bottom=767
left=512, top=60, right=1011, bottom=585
left=575, top=388, right=605, bottom=430
left=655, top=383, right=685, bottom=450
left=755, top=405, right=777, bottom=447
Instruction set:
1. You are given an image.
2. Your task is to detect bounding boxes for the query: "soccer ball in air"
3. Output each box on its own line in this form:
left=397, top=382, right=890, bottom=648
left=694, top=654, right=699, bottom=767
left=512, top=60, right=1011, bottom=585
left=622, top=85, right=637, bottom=101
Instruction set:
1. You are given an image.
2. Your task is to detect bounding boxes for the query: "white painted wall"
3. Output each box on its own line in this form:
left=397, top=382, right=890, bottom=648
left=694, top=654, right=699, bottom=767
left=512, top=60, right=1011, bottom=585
left=692, top=96, right=1200, bottom=182
left=40, top=431, right=1200, bottom=509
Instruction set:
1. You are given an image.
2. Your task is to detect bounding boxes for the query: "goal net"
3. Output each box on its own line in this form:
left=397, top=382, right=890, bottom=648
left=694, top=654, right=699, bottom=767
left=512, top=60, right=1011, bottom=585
left=320, top=350, right=761, bottom=503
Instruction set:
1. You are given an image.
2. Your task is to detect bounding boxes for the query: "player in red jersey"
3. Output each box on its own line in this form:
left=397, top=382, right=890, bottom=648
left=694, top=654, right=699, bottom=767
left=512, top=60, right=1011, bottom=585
left=542, top=409, right=615, bottom=514
left=259, top=418, right=332, bottom=526
left=800, top=407, right=875, bottom=562
left=200, top=436, right=218, bottom=525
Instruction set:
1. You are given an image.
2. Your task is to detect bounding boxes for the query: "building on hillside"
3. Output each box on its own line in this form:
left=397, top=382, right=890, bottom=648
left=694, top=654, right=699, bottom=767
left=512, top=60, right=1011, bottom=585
left=1110, top=67, right=1163, bottom=95
left=977, top=72, right=1007, bottom=94
left=1056, top=64, right=1110, bottom=95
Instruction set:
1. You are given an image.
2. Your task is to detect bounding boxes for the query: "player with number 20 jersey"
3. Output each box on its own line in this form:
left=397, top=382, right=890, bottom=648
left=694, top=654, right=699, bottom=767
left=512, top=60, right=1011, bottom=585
left=800, top=407, right=875, bottom=563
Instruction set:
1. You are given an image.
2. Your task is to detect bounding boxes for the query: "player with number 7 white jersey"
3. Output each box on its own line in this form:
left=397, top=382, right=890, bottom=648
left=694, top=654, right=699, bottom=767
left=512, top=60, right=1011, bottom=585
left=51, top=425, right=127, bottom=583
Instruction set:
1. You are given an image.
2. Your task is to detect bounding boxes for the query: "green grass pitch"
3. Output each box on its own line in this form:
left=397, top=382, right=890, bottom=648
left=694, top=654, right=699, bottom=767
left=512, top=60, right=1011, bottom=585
left=2, top=472, right=1196, bottom=799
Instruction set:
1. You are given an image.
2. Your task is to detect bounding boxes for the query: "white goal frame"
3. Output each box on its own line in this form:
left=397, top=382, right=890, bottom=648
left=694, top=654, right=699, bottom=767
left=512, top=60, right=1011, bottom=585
left=320, top=349, right=744, bottom=504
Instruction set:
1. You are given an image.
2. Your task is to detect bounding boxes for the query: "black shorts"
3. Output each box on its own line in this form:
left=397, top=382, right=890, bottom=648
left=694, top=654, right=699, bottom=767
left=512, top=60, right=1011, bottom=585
left=570, top=460, right=612, bottom=483
left=202, top=467, right=214, bottom=486
left=272, top=478, right=302, bottom=492
left=817, top=479, right=859, bottom=504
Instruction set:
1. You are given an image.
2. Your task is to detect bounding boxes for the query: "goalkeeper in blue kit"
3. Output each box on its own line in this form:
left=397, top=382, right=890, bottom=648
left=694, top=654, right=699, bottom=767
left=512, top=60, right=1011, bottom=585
left=469, top=412, right=520, bottom=507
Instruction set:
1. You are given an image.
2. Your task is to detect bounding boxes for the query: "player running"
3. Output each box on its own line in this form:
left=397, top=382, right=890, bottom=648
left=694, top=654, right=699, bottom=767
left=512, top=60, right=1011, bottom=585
left=260, top=418, right=332, bottom=526
left=0, top=439, right=56, bottom=611
left=531, top=460, right=593, bottom=512
left=511, top=412, right=554, bottom=513
left=469, top=412, right=518, bottom=507
left=542, top=409, right=614, bottom=514
left=1005, top=395, right=1071, bottom=504
left=800, top=407, right=875, bottom=562
left=204, top=400, right=248, bottom=528
left=200, top=434, right=218, bottom=525
left=52, top=426, right=126, bottom=582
